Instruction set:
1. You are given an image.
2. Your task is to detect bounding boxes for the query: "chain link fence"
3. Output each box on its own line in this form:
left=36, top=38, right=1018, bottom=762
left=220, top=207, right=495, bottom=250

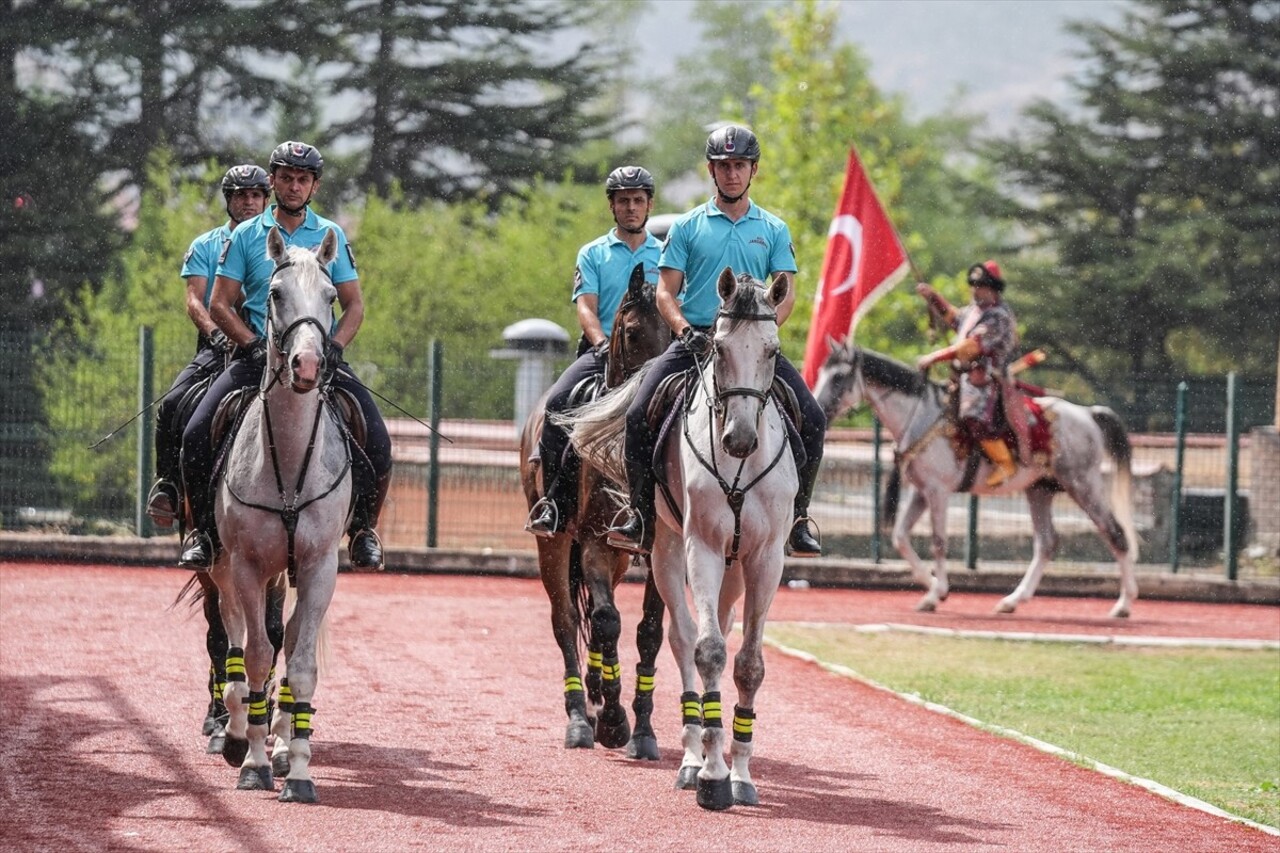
left=2, top=328, right=1276, bottom=580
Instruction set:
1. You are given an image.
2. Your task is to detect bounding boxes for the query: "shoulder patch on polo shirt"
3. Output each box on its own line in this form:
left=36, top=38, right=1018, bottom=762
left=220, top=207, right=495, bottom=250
left=217, top=238, right=231, bottom=264
left=345, top=243, right=357, bottom=270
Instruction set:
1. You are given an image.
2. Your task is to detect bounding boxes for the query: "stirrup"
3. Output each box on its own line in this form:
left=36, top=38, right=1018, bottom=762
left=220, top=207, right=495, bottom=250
left=348, top=528, right=384, bottom=572
left=524, top=497, right=561, bottom=539
left=146, top=479, right=179, bottom=528
left=785, top=515, right=822, bottom=557
left=605, top=507, right=650, bottom=556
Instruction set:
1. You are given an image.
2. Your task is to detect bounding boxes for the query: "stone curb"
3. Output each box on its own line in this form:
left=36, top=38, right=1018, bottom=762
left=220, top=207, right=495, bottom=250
left=1, top=533, right=1275, bottom=606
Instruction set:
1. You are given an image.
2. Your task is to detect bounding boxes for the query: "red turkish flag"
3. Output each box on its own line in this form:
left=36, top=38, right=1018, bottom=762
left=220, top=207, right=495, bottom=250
left=802, top=148, right=909, bottom=387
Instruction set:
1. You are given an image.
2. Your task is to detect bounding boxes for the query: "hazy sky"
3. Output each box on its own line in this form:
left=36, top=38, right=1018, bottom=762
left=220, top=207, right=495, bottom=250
left=631, top=0, right=1129, bottom=128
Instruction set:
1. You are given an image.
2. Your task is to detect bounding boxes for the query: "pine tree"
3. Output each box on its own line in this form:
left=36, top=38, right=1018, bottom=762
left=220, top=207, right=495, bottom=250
left=988, top=0, right=1279, bottom=389
left=324, top=0, right=612, bottom=202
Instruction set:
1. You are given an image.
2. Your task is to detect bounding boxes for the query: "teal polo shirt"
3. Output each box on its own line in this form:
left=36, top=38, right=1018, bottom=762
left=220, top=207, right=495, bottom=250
left=658, top=199, right=797, bottom=327
left=572, top=230, right=662, bottom=337
left=216, top=206, right=358, bottom=336
left=180, top=223, right=232, bottom=307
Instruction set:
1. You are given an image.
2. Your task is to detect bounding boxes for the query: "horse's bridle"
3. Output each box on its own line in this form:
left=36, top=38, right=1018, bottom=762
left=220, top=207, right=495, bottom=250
left=684, top=300, right=788, bottom=568
left=265, top=257, right=334, bottom=377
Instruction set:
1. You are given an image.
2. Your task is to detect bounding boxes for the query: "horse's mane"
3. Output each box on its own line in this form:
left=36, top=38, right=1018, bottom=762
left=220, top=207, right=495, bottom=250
left=860, top=349, right=929, bottom=396
left=720, top=276, right=772, bottom=333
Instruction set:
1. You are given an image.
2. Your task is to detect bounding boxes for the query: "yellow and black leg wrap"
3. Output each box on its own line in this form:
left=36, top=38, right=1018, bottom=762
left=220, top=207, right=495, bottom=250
left=564, top=674, right=586, bottom=715
left=601, top=657, right=621, bottom=687
left=225, top=647, right=246, bottom=684
left=732, top=704, right=755, bottom=743
left=247, top=689, right=269, bottom=727
left=291, top=701, right=314, bottom=740
left=701, top=691, right=723, bottom=729
left=681, top=691, right=701, bottom=726
left=277, top=678, right=294, bottom=716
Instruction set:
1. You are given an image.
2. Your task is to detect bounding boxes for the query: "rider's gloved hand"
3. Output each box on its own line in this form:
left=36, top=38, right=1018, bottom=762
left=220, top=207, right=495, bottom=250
left=678, top=326, right=711, bottom=357
left=591, top=339, right=610, bottom=361
left=239, top=336, right=269, bottom=368
left=206, top=329, right=231, bottom=355
left=323, top=340, right=345, bottom=383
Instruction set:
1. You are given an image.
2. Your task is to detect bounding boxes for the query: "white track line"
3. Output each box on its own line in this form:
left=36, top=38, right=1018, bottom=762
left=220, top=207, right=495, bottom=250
left=765, top=635, right=1280, bottom=837
left=782, top=621, right=1280, bottom=651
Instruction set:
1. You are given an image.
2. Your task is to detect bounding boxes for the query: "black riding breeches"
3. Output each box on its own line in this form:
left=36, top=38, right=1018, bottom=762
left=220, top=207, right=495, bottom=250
left=181, top=357, right=263, bottom=521
left=155, top=346, right=223, bottom=485
left=539, top=348, right=606, bottom=492
left=329, top=363, right=392, bottom=482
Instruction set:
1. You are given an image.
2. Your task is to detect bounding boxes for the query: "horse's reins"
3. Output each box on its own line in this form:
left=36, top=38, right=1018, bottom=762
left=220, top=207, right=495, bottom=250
left=685, top=303, right=788, bottom=568
left=224, top=259, right=351, bottom=587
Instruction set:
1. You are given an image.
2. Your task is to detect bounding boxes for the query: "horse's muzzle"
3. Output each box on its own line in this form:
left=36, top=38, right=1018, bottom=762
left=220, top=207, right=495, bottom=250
left=290, top=349, right=322, bottom=392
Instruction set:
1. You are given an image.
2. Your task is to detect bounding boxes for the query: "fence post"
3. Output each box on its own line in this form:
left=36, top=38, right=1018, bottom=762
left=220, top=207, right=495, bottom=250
left=1224, top=372, right=1239, bottom=581
left=965, top=495, right=979, bottom=570
left=427, top=339, right=443, bottom=548
left=136, top=325, right=155, bottom=538
left=871, top=417, right=882, bottom=563
left=1169, top=381, right=1187, bottom=572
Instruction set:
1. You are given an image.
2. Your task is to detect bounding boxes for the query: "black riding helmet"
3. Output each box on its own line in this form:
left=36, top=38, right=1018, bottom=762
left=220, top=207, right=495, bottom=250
left=605, top=165, right=655, bottom=197
left=268, top=141, right=324, bottom=178
left=705, top=125, right=761, bottom=162
left=221, top=164, right=270, bottom=200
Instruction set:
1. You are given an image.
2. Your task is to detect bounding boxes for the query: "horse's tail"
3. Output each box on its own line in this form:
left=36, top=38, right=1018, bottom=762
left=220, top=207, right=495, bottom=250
left=169, top=573, right=206, bottom=611
left=568, top=541, right=591, bottom=661
left=559, top=361, right=653, bottom=487
left=883, top=465, right=901, bottom=529
left=1091, top=406, right=1138, bottom=555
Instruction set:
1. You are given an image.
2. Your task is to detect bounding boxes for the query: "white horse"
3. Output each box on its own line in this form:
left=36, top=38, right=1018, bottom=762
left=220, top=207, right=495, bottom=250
left=813, top=341, right=1138, bottom=617
left=212, top=226, right=352, bottom=803
left=572, top=269, right=798, bottom=811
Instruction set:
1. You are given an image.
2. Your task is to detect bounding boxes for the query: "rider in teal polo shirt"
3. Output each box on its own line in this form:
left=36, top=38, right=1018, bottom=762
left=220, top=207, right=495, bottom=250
left=179, top=141, right=391, bottom=572
left=526, top=166, right=662, bottom=536
left=607, top=125, right=826, bottom=558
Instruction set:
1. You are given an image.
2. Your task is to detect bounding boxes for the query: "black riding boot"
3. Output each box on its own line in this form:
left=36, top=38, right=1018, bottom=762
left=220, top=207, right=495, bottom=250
left=178, top=491, right=220, bottom=570
left=607, top=436, right=656, bottom=556
left=526, top=442, right=577, bottom=538
left=787, top=457, right=822, bottom=557
left=348, top=472, right=390, bottom=571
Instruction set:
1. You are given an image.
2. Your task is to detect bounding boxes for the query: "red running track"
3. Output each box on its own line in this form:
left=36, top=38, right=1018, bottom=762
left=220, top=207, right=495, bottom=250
left=1, top=561, right=1275, bottom=852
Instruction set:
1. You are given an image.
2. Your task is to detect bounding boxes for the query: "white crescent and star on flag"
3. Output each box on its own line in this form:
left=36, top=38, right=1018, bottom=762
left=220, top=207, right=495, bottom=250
left=814, top=213, right=863, bottom=308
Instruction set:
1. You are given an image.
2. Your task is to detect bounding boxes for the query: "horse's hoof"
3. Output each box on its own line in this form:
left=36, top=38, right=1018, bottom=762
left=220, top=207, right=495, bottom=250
left=994, top=600, right=1017, bottom=614
left=696, top=775, right=734, bottom=811
left=675, top=765, right=699, bottom=790
left=733, top=780, right=759, bottom=806
left=279, top=779, right=318, bottom=804
left=272, top=752, right=291, bottom=778
left=626, top=735, right=660, bottom=761
left=222, top=736, right=249, bottom=768
left=915, top=599, right=937, bottom=613
left=206, top=733, right=227, bottom=755
left=202, top=717, right=217, bottom=737
left=1109, top=606, right=1131, bottom=619
left=236, top=765, right=274, bottom=791
left=564, top=719, right=594, bottom=749
left=594, top=710, right=631, bottom=750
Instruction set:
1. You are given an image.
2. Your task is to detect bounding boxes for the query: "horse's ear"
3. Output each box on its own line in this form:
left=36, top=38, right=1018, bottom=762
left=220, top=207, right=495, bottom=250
left=317, top=228, right=339, bottom=266
left=825, top=333, right=842, bottom=355
left=767, top=272, right=790, bottom=307
left=266, top=226, right=286, bottom=263
left=628, top=263, right=646, bottom=299
left=717, top=267, right=737, bottom=302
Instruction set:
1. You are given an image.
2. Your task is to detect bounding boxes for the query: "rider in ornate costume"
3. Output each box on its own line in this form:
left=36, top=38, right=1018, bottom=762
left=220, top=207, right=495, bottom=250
left=915, top=260, right=1021, bottom=486
left=607, top=125, right=826, bottom=557
left=526, top=166, right=662, bottom=537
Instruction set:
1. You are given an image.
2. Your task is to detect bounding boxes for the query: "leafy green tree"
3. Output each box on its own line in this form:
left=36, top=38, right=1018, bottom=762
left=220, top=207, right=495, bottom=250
left=732, top=0, right=1000, bottom=364
left=324, top=0, right=613, bottom=203
left=352, top=180, right=606, bottom=418
left=987, top=0, right=1280, bottom=393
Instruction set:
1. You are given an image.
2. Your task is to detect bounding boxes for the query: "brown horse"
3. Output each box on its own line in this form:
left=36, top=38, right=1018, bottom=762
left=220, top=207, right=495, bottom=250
left=519, top=265, right=671, bottom=755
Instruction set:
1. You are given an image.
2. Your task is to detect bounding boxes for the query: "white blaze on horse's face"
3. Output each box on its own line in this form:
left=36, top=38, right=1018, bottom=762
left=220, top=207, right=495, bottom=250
left=265, top=226, right=338, bottom=394
left=713, top=269, right=788, bottom=459
left=813, top=338, right=863, bottom=420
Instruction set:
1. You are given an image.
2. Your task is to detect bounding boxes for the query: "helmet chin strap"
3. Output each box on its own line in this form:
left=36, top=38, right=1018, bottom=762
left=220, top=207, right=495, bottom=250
left=274, top=189, right=314, bottom=218
left=613, top=211, right=649, bottom=235
left=713, top=174, right=752, bottom=204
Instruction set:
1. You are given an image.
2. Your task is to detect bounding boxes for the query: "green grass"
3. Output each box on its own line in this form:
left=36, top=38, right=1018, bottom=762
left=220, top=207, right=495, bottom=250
left=766, top=625, right=1280, bottom=829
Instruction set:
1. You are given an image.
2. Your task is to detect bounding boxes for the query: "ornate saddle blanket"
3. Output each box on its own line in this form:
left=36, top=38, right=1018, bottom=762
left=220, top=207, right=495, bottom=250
left=949, top=393, right=1056, bottom=491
